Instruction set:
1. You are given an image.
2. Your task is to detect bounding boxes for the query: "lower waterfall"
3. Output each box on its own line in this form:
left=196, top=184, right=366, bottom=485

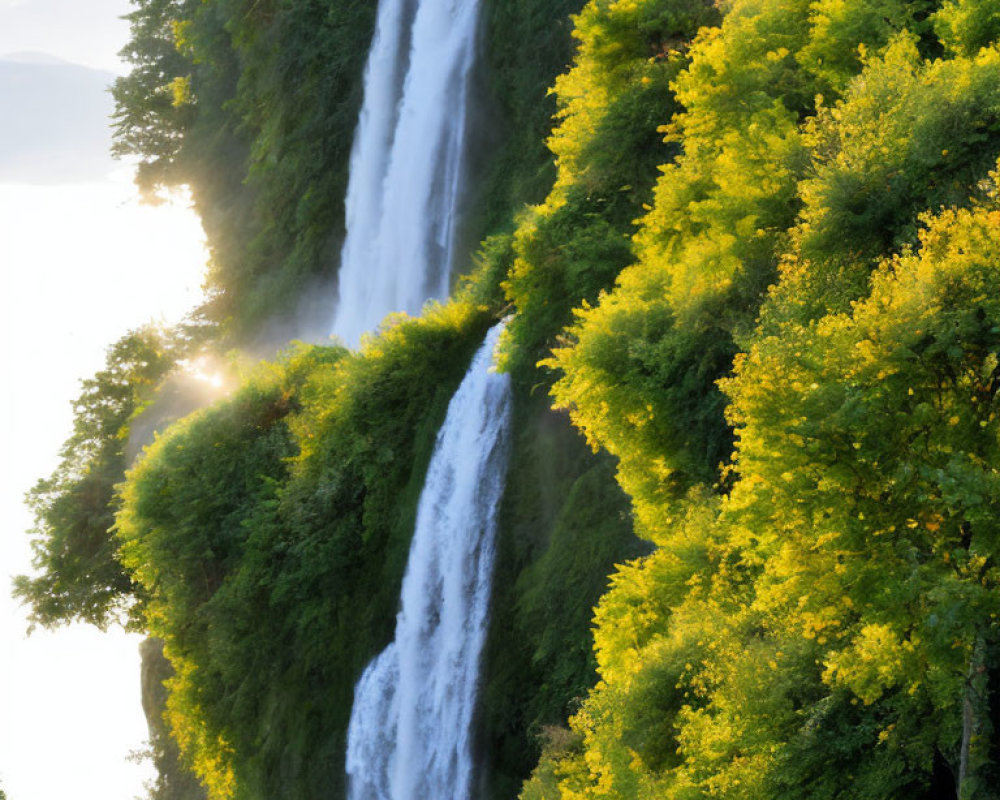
left=344, top=322, right=512, bottom=800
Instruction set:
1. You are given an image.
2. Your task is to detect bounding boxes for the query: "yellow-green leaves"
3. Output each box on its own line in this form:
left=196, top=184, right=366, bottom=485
left=528, top=2, right=1000, bottom=795
left=501, top=0, right=720, bottom=375
left=934, top=0, right=1000, bottom=55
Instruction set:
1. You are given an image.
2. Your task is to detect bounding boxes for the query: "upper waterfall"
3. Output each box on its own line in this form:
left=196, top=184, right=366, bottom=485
left=331, top=0, right=483, bottom=346
left=345, top=323, right=512, bottom=799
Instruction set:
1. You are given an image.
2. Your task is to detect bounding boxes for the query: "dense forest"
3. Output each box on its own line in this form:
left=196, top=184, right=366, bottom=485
left=16, top=0, right=1000, bottom=798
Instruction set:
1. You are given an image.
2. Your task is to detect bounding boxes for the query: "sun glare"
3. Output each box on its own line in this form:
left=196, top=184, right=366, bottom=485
left=181, top=354, right=233, bottom=393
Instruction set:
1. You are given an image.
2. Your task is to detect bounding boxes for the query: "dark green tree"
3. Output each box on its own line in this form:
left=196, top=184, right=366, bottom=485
left=111, top=0, right=197, bottom=196
left=14, top=326, right=188, bottom=629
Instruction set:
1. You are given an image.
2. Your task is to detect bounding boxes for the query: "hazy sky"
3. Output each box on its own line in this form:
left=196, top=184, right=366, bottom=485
left=0, top=2, right=211, bottom=798
left=0, top=59, right=117, bottom=183
left=0, top=0, right=132, bottom=72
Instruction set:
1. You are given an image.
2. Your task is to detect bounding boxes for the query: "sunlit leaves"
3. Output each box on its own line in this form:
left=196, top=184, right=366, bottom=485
left=501, top=0, right=720, bottom=375
left=934, top=0, right=1000, bottom=55
left=529, top=1, right=1000, bottom=796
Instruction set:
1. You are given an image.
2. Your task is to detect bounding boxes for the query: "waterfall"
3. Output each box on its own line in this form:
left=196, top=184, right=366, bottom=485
left=332, top=0, right=483, bottom=346
left=345, top=323, right=512, bottom=800
left=339, top=4, right=503, bottom=794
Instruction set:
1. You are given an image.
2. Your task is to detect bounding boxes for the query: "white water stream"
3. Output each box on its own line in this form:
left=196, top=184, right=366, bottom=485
left=345, top=323, right=512, bottom=800
left=332, top=0, right=483, bottom=345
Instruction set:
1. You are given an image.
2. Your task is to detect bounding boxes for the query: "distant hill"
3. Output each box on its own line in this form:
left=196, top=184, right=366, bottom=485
left=0, top=54, right=117, bottom=183
left=1, top=51, right=73, bottom=66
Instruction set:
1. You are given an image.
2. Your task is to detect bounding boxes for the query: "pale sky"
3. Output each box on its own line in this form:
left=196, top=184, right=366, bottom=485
left=0, top=2, right=211, bottom=798
left=0, top=0, right=132, bottom=72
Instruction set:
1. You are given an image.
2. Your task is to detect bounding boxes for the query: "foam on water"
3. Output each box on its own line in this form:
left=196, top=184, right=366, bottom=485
left=345, top=323, right=511, bottom=800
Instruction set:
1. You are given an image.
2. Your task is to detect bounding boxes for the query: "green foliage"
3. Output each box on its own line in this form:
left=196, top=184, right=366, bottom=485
left=480, top=392, right=644, bottom=799
left=545, top=0, right=999, bottom=536
left=475, top=0, right=586, bottom=235
left=797, top=0, right=938, bottom=91
left=520, top=726, right=587, bottom=800
left=207, top=0, right=378, bottom=331
left=531, top=196, right=1000, bottom=800
left=111, top=0, right=195, bottom=194
left=526, top=2, right=1000, bottom=798
left=14, top=325, right=192, bottom=630
left=116, top=304, right=494, bottom=800
left=934, top=0, right=1000, bottom=54
left=745, top=34, right=1000, bottom=362
left=119, top=349, right=310, bottom=799
left=542, top=0, right=820, bottom=532
left=703, top=202, right=1000, bottom=798
left=500, top=0, right=721, bottom=376
left=772, top=36, right=1000, bottom=325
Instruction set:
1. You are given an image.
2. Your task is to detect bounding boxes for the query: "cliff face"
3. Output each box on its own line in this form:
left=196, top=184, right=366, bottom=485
left=139, top=639, right=207, bottom=800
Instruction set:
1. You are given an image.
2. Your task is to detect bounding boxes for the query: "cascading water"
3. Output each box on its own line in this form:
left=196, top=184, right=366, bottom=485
left=345, top=323, right=512, bottom=800
left=332, top=0, right=483, bottom=346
